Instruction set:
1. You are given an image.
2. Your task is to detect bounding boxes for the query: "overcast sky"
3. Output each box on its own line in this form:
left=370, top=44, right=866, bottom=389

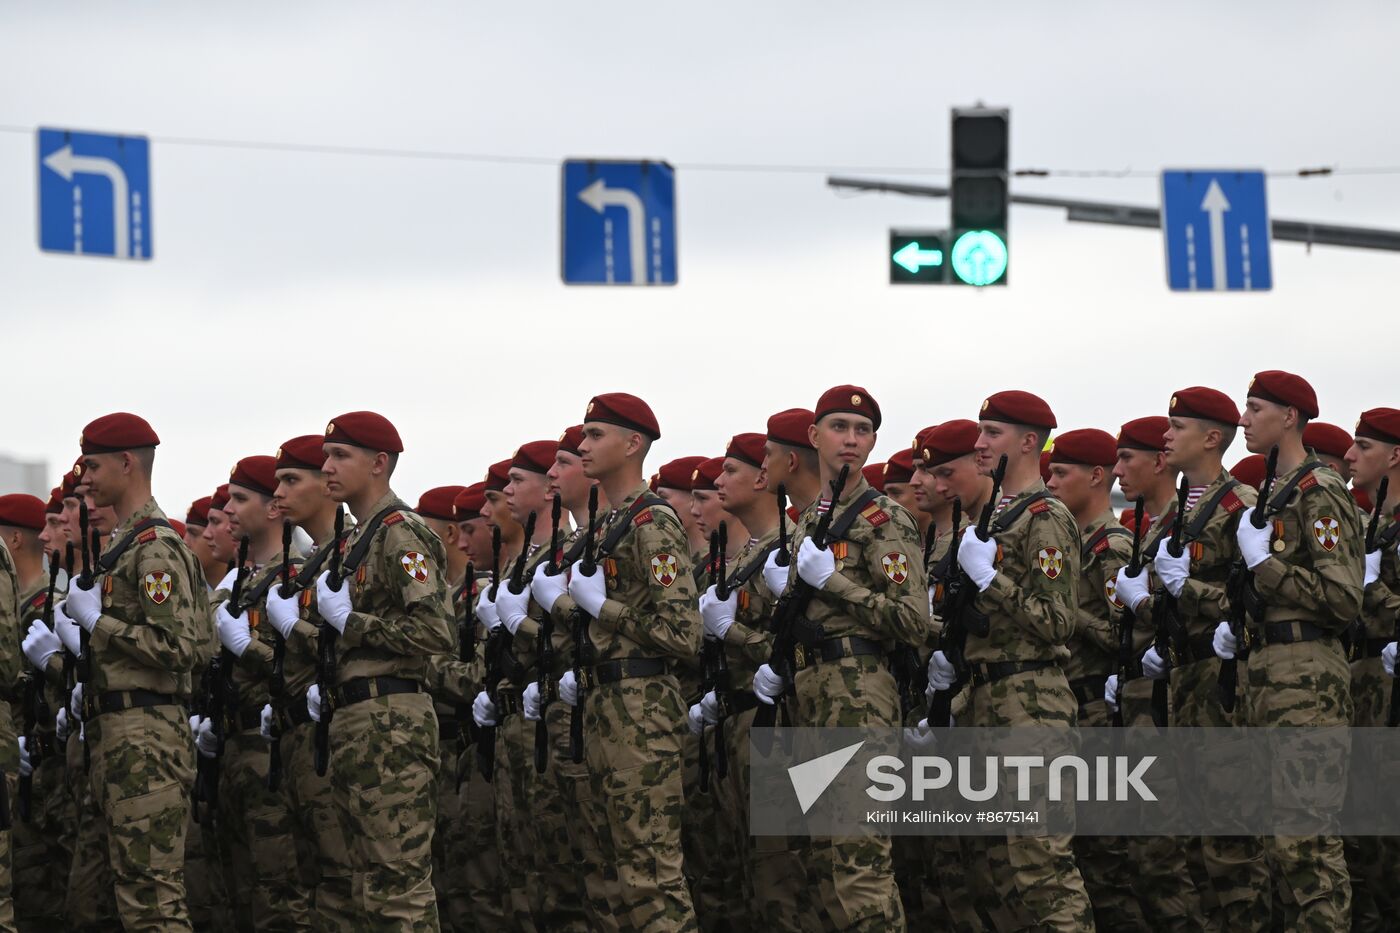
left=3, top=2, right=1398, bottom=513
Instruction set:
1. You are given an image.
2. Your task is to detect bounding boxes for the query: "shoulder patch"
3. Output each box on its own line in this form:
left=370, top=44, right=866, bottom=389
left=143, top=571, right=173, bottom=604
left=28, top=591, right=47, bottom=610
left=400, top=551, right=430, bottom=583
left=860, top=503, right=890, bottom=527
left=1299, top=472, right=1319, bottom=493
left=649, top=553, right=677, bottom=586
left=1312, top=517, right=1340, bottom=551
left=383, top=511, right=405, bottom=527
left=1029, top=500, right=1052, bottom=516
left=633, top=508, right=654, bottom=527
left=1036, top=546, right=1064, bottom=579
left=1220, top=490, right=1246, bottom=514
left=138, top=528, right=159, bottom=544
left=1092, top=536, right=1112, bottom=555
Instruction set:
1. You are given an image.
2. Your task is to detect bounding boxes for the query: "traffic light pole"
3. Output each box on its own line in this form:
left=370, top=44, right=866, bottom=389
left=829, top=175, right=1400, bottom=253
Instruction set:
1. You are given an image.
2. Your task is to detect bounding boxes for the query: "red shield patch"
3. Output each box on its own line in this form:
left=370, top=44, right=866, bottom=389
left=143, top=571, right=172, bottom=604
left=1037, top=547, right=1064, bottom=579
left=400, top=551, right=429, bottom=583
left=881, top=552, right=909, bottom=585
left=1312, top=518, right=1339, bottom=551
left=650, top=553, right=678, bottom=587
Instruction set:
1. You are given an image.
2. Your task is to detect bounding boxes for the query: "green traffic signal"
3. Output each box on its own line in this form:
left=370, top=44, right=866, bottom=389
left=950, top=230, right=1008, bottom=286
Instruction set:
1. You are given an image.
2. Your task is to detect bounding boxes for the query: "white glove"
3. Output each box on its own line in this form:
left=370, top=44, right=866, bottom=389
left=687, top=703, right=706, bottom=736
left=314, top=571, right=352, bottom=633
left=65, top=578, right=101, bottom=631
left=927, top=650, right=957, bottom=691
left=1383, top=641, right=1396, bottom=678
left=523, top=682, right=541, bottom=721
left=306, top=684, right=323, bottom=723
left=1235, top=509, right=1272, bottom=570
left=761, top=550, right=790, bottom=599
left=1104, top=673, right=1121, bottom=712
left=215, top=567, right=239, bottom=593
left=265, top=585, right=301, bottom=639
left=496, top=583, right=531, bottom=635
left=194, top=717, right=219, bottom=759
left=1213, top=621, right=1238, bottom=660
left=700, top=689, right=721, bottom=724
left=699, top=585, right=737, bottom=641
left=472, top=690, right=498, bottom=727
left=956, top=528, right=998, bottom=591
left=1141, top=645, right=1170, bottom=680
left=55, top=708, right=70, bottom=744
left=53, top=602, right=81, bottom=656
left=753, top=663, right=786, bottom=705
left=260, top=704, right=275, bottom=741
left=796, top=538, right=836, bottom=590
left=567, top=561, right=607, bottom=619
left=1154, top=546, right=1191, bottom=598
left=22, top=620, right=61, bottom=670
left=69, top=682, right=83, bottom=721
left=215, top=601, right=253, bottom=657
left=903, top=721, right=938, bottom=753
left=1114, top=566, right=1151, bottom=612
left=1365, top=550, right=1382, bottom=588
left=559, top=670, right=579, bottom=707
left=475, top=586, right=500, bottom=631
left=189, top=714, right=200, bottom=734
left=530, top=568, right=567, bottom=614
left=18, top=736, right=32, bottom=778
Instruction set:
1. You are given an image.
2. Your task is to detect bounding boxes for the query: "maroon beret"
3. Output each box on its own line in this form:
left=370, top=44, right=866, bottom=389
left=186, top=496, right=212, bottom=527
left=452, top=483, right=487, bottom=522
left=1048, top=429, right=1118, bottom=468
left=0, top=494, right=46, bottom=531
left=915, top=419, right=979, bottom=468
left=1248, top=370, right=1319, bottom=419
left=884, top=448, right=916, bottom=485
left=324, top=411, right=403, bottom=454
left=1117, top=416, right=1170, bottom=452
left=1169, top=387, right=1240, bottom=425
left=584, top=393, right=660, bottom=440
left=980, top=390, right=1056, bottom=430
left=691, top=457, right=725, bottom=492
left=80, top=412, right=160, bottom=454
left=229, top=456, right=279, bottom=498
left=511, top=441, right=558, bottom=475
left=1230, top=454, right=1267, bottom=490
left=276, top=435, right=328, bottom=472
left=557, top=425, right=586, bottom=457
left=418, top=485, right=467, bottom=522
left=725, top=433, right=767, bottom=469
left=862, top=463, right=887, bottom=492
left=1353, top=487, right=1374, bottom=513
left=211, top=484, right=231, bottom=511
left=766, top=408, right=816, bottom=449
left=1356, top=408, right=1400, bottom=445
left=655, top=456, right=706, bottom=492
left=45, top=487, right=64, bottom=515
left=62, top=458, right=84, bottom=498
left=815, top=385, right=882, bottom=431
left=1303, top=422, right=1354, bottom=460
left=168, top=519, right=187, bottom=540
left=484, top=460, right=511, bottom=492
left=1039, top=450, right=1053, bottom=483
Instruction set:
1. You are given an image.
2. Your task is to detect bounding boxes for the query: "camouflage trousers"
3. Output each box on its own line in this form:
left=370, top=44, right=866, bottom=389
left=681, top=727, right=742, bottom=933
left=0, top=768, right=13, bottom=932
left=431, top=727, right=470, bottom=932
left=63, top=731, right=118, bottom=930
left=328, top=690, right=440, bottom=932
left=1346, top=656, right=1399, bottom=932
left=280, top=716, right=354, bottom=931
left=1074, top=697, right=1148, bottom=932
left=12, top=737, right=74, bottom=932
left=86, top=702, right=194, bottom=932
left=184, top=804, right=233, bottom=933
left=963, top=665, right=1092, bottom=933
left=1241, top=639, right=1353, bottom=932
left=535, top=701, right=609, bottom=931
left=581, top=671, right=696, bottom=933
left=489, top=713, right=540, bottom=931
left=453, top=740, right=505, bottom=933
left=792, top=654, right=904, bottom=931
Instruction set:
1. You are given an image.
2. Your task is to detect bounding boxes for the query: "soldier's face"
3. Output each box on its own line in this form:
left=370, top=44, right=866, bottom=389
left=933, top=455, right=985, bottom=507
left=761, top=442, right=793, bottom=490
left=579, top=423, right=628, bottom=479
left=321, top=442, right=373, bottom=502
left=1318, top=454, right=1351, bottom=481
left=273, top=468, right=328, bottom=525
left=185, top=527, right=216, bottom=566
left=548, top=452, right=592, bottom=509
left=911, top=465, right=938, bottom=513
left=885, top=481, right=918, bottom=516
left=811, top=415, right=875, bottom=476
left=1046, top=463, right=1094, bottom=512
left=84, top=495, right=116, bottom=536
left=505, top=469, right=550, bottom=523
left=690, top=490, right=713, bottom=536
left=39, top=513, right=71, bottom=552
left=975, top=421, right=1037, bottom=474
left=1345, top=437, right=1399, bottom=488
left=482, top=490, right=522, bottom=538
left=1164, top=417, right=1207, bottom=469
left=1114, top=449, right=1156, bottom=502
left=203, top=509, right=237, bottom=564
left=656, top=488, right=696, bottom=534
left=79, top=452, right=127, bottom=508
left=717, top=459, right=762, bottom=512
left=1239, top=398, right=1290, bottom=453
left=227, top=485, right=278, bottom=538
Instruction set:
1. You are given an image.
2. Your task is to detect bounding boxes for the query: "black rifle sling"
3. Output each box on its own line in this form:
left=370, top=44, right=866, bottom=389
left=1265, top=461, right=1324, bottom=517
left=341, top=505, right=419, bottom=578
left=991, top=490, right=1052, bottom=536
left=293, top=539, right=340, bottom=591
left=1182, top=480, right=1242, bottom=543
left=1081, top=524, right=1132, bottom=562
left=235, top=559, right=295, bottom=615
left=725, top=540, right=782, bottom=590
left=597, top=493, right=675, bottom=561
left=95, top=518, right=174, bottom=575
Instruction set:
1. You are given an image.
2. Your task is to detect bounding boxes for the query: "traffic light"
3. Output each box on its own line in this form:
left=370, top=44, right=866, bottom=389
left=949, top=107, right=1009, bottom=286
left=888, top=229, right=947, bottom=284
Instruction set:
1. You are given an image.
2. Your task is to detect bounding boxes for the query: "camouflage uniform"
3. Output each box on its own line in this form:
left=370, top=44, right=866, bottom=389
left=0, top=540, right=21, bottom=932
left=327, top=493, right=453, bottom=930
left=1239, top=459, right=1360, bottom=930
left=785, top=476, right=929, bottom=930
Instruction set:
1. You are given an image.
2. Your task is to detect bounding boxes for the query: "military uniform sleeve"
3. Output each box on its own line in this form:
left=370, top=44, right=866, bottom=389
left=724, top=570, right=776, bottom=668
left=90, top=538, right=201, bottom=674
left=0, top=554, right=20, bottom=703
left=595, top=509, right=702, bottom=660
left=339, top=522, right=455, bottom=657
left=1252, top=482, right=1365, bottom=622
left=421, top=655, right=476, bottom=704
left=822, top=510, right=930, bottom=645
left=979, top=509, right=1079, bottom=647
left=1080, top=537, right=1130, bottom=656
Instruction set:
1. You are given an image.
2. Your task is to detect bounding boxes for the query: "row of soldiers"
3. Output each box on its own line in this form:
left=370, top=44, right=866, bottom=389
left=0, top=373, right=1395, bottom=932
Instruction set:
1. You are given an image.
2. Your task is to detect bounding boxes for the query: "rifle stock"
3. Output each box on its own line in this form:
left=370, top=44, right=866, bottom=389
left=314, top=508, right=344, bottom=777
left=1111, top=498, right=1145, bottom=728
left=1219, top=445, right=1277, bottom=712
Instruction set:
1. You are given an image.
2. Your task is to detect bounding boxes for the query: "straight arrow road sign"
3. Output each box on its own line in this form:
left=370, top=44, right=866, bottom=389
left=1161, top=170, right=1271, bottom=291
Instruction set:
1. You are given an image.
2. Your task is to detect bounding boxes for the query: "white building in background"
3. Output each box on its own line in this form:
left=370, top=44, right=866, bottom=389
left=0, top=454, right=49, bottom=497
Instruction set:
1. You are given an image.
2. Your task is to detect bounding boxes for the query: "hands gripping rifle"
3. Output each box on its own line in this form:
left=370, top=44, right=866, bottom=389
left=454, top=561, right=477, bottom=792
left=314, top=508, right=344, bottom=778
left=535, top=495, right=562, bottom=774
left=1351, top=477, right=1389, bottom=660
left=895, top=523, right=938, bottom=724
left=1149, top=478, right=1191, bottom=728
left=267, top=521, right=293, bottom=792
left=698, top=529, right=721, bottom=792
left=710, top=521, right=732, bottom=782
left=18, top=552, right=61, bottom=821
left=75, top=503, right=96, bottom=768
left=204, top=535, right=249, bottom=809
left=1111, top=498, right=1146, bottom=728
left=569, top=487, right=599, bottom=763
left=480, top=511, right=536, bottom=781
left=1219, top=445, right=1277, bottom=712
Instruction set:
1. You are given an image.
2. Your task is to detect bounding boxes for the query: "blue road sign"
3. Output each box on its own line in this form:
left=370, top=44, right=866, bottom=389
left=38, top=128, right=152, bottom=260
left=1161, top=170, right=1270, bottom=291
left=561, top=159, right=676, bottom=285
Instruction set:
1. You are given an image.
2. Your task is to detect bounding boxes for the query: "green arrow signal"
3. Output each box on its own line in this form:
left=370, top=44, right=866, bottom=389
left=950, top=231, right=1007, bottom=286
left=892, top=241, right=944, bottom=274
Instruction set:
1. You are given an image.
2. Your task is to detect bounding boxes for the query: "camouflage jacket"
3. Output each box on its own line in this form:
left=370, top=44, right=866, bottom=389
left=1161, top=470, right=1254, bottom=640
left=0, top=541, right=20, bottom=769
left=228, top=556, right=301, bottom=718
left=720, top=526, right=781, bottom=674
left=13, top=578, right=57, bottom=736
left=275, top=536, right=338, bottom=700
left=1064, top=511, right=1132, bottom=682
left=499, top=542, right=554, bottom=688
left=1360, top=509, right=1400, bottom=640
left=421, top=571, right=485, bottom=713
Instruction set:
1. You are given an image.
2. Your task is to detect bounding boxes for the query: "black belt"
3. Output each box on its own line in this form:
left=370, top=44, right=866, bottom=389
left=86, top=690, right=181, bottom=719
left=278, top=697, right=314, bottom=730
left=794, top=636, right=886, bottom=671
left=1257, top=621, right=1332, bottom=646
left=578, top=658, right=668, bottom=688
left=1357, top=637, right=1394, bottom=659
left=333, top=676, right=421, bottom=708
left=228, top=707, right=264, bottom=735
left=1068, top=675, right=1108, bottom=710
left=969, top=660, right=1056, bottom=688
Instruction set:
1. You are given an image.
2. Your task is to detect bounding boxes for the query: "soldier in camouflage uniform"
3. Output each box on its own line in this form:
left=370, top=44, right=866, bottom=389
left=653, top=458, right=708, bottom=563
left=0, top=527, right=22, bottom=931
left=754, top=385, right=929, bottom=931
left=312, top=412, right=455, bottom=931
left=1218, top=371, right=1360, bottom=930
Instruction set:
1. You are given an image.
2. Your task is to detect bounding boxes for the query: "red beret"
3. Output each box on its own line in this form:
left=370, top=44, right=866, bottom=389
left=276, top=435, right=327, bottom=472
left=1353, top=487, right=1374, bottom=513
left=1230, top=454, right=1267, bottom=490
left=80, top=412, right=160, bottom=454
left=452, top=483, right=487, bottom=522
left=862, top=463, right=887, bottom=492
left=981, top=390, right=1056, bottom=430
left=511, top=441, right=558, bottom=475
left=584, top=393, right=660, bottom=440
left=883, top=448, right=916, bottom=485
left=655, top=456, right=706, bottom=492
left=1355, top=408, right=1400, bottom=446
left=62, top=458, right=84, bottom=497
left=1169, top=386, right=1240, bottom=425
left=229, top=456, right=279, bottom=498
left=484, top=460, right=511, bottom=492
left=915, top=419, right=979, bottom=468
left=45, top=487, right=64, bottom=515
left=417, top=485, right=467, bottom=522
left=725, top=433, right=767, bottom=469
left=1248, top=370, right=1319, bottom=420
left=767, top=409, right=815, bottom=449
left=1048, top=429, right=1118, bottom=468
left=211, top=484, right=231, bottom=511
left=691, top=457, right=725, bottom=492
left=0, top=494, right=46, bottom=531
left=1039, top=450, right=1053, bottom=482
left=1117, top=416, right=1170, bottom=452
left=557, top=425, right=586, bottom=457
left=168, top=518, right=187, bottom=540
left=186, top=496, right=212, bottom=527
left=815, top=385, right=882, bottom=431
left=324, top=411, right=403, bottom=454
left=1303, top=422, right=1354, bottom=460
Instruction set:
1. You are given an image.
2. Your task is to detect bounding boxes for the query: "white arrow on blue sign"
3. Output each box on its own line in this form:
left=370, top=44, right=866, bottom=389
left=38, top=128, right=152, bottom=260
left=1161, top=170, right=1271, bottom=291
left=561, top=160, right=676, bottom=285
